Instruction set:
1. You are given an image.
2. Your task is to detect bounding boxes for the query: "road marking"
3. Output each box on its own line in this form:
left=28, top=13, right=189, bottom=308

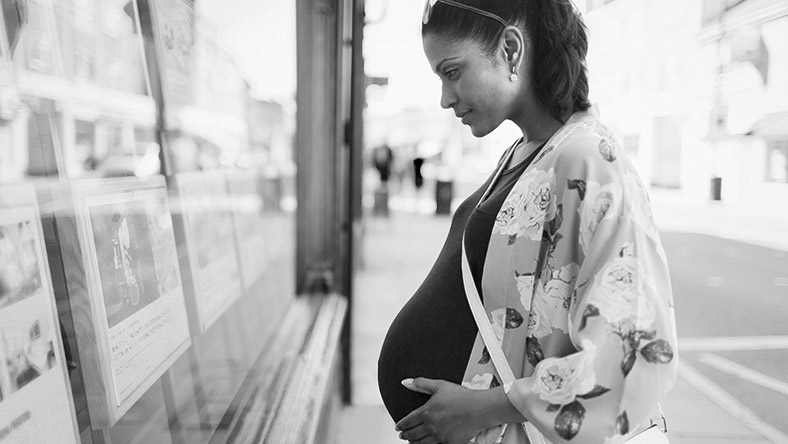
left=679, top=336, right=788, bottom=352
left=707, top=276, right=724, bottom=287
left=698, top=353, right=788, bottom=397
left=679, top=361, right=788, bottom=444
left=774, top=277, right=788, bottom=287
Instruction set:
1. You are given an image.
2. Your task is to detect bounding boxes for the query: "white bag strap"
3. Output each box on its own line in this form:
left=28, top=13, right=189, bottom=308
left=460, top=139, right=522, bottom=385
left=461, top=236, right=545, bottom=444
left=460, top=240, right=515, bottom=383
left=460, top=142, right=546, bottom=444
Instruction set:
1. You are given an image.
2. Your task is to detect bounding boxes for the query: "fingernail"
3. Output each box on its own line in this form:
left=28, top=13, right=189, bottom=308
left=401, top=378, right=414, bottom=386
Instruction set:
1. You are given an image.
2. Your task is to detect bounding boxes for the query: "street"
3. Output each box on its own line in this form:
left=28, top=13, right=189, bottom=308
left=663, top=232, right=788, bottom=438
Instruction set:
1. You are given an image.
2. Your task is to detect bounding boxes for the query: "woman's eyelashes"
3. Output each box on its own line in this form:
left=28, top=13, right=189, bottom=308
left=443, top=68, right=458, bottom=80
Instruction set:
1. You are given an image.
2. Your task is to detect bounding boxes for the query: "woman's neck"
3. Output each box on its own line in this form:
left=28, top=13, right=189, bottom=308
left=510, top=88, right=563, bottom=145
left=504, top=101, right=561, bottom=167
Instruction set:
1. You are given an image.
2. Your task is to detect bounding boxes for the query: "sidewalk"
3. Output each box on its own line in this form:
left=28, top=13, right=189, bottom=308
left=338, top=189, right=788, bottom=444
left=650, top=188, right=788, bottom=252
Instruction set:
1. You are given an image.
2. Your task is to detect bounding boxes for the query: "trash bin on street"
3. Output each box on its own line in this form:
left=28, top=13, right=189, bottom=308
left=710, top=176, right=722, bottom=201
left=373, top=185, right=389, bottom=216
left=435, top=180, right=453, bottom=215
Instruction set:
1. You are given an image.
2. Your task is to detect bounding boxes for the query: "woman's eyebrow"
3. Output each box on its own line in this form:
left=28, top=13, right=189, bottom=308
left=435, top=57, right=459, bottom=73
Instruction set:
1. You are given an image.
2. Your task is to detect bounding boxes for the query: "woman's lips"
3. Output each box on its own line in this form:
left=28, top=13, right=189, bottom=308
left=458, top=111, right=471, bottom=124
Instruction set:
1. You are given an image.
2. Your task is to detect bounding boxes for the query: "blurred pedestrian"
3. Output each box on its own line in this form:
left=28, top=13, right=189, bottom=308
left=378, top=1, right=677, bottom=443
left=412, top=156, right=425, bottom=190
left=373, top=144, right=395, bottom=184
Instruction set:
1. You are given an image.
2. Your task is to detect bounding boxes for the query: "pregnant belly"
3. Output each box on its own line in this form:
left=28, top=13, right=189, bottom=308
left=377, top=285, right=477, bottom=422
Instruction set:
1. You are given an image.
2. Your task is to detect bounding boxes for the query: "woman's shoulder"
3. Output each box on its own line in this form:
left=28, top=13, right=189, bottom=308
left=538, top=112, right=631, bottom=182
left=555, top=113, right=617, bottom=159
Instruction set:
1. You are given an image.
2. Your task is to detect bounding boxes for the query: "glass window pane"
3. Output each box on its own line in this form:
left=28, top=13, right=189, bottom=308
left=1, top=0, right=297, bottom=442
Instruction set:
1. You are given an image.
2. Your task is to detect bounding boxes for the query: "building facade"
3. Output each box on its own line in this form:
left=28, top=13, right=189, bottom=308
left=582, top=0, right=788, bottom=206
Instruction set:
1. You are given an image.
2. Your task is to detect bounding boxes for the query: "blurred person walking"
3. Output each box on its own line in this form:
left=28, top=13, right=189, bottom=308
left=374, top=144, right=396, bottom=185
left=413, top=156, right=426, bottom=190
left=377, top=1, right=677, bottom=443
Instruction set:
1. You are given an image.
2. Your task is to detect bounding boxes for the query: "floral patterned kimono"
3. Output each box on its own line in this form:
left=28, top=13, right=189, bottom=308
left=461, top=111, right=678, bottom=444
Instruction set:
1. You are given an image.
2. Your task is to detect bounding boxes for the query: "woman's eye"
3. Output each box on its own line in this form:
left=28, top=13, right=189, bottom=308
left=444, top=69, right=457, bottom=80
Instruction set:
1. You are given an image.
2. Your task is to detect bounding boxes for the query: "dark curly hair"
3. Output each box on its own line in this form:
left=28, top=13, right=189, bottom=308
left=421, top=0, right=591, bottom=123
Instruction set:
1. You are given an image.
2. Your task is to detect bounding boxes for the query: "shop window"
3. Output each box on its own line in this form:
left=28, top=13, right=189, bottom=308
left=0, top=0, right=297, bottom=443
left=766, top=140, right=788, bottom=183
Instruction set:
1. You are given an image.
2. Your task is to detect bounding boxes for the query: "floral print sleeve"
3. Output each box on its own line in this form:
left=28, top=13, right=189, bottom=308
left=486, top=117, right=678, bottom=444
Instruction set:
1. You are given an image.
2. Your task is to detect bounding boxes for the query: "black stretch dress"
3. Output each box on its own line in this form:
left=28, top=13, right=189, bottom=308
left=378, top=144, right=543, bottom=422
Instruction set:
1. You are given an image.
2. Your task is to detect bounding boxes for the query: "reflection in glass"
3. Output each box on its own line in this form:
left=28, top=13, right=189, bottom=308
left=1, top=0, right=299, bottom=442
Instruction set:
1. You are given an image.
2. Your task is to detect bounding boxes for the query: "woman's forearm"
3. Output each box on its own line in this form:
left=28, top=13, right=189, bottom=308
left=476, top=386, right=528, bottom=429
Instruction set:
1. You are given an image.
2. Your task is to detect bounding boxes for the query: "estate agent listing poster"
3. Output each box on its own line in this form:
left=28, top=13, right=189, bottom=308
left=180, top=175, right=242, bottom=331
left=151, top=0, right=195, bottom=113
left=83, top=187, right=190, bottom=407
left=228, top=173, right=267, bottom=289
left=0, top=205, right=79, bottom=444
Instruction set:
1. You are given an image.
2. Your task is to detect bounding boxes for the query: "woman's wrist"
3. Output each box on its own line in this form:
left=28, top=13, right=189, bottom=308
left=474, top=386, right=528, bottom=429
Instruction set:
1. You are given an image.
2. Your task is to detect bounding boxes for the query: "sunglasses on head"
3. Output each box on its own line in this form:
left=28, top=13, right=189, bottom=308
left=422, top=0, right=510, bottom=27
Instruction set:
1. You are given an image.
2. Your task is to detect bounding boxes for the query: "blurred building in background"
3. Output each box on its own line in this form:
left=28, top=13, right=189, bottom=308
left=361, top=0, right=788, bottom=212
left=580, top=0, right=788, bottom=204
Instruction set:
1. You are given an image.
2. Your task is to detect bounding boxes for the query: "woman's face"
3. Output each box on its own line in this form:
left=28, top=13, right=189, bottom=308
left=423, top=33, right=517, bottom=137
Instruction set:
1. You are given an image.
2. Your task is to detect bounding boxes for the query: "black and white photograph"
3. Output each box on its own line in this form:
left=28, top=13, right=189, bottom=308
left=4, top=0, right=788, bottom=442
left=73, top=180, right=191, bottom=426
left=89, top=200, right=160, bottom=329
left=0, top=220, right=43, bottom=310
left=0, top=320, right=56, bottom=399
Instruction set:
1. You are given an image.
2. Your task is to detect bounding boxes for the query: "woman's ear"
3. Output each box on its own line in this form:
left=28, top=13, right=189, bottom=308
left=500, top=26, right=526, bottom=69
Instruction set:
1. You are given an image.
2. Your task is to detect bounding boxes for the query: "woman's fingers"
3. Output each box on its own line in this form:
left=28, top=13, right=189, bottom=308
left=408, top=434, right=441, bottom=444
left=395, top=408, right=423, bottom=433
left=398, top=423, right=431, bottom=441
left=401, top=377, right=443, bottom=395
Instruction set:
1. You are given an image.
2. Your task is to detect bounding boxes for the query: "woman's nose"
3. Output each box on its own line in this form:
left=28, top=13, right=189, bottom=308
left=440, top=83, right=456, bottom=110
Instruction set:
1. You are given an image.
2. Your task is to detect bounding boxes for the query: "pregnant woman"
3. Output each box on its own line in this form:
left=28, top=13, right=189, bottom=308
left=378, top=1, right=678, bottom=443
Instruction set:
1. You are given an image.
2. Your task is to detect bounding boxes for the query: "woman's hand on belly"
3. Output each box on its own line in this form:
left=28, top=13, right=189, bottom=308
left=394, top=377, right=526, bottom=444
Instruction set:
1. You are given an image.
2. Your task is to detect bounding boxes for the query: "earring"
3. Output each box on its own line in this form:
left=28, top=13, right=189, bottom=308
left=509, top=66, right=518, bottom=82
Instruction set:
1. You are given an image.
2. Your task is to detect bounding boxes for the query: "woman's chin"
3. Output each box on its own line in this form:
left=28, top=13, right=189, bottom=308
left=468, top=123, right=494, bottom=138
